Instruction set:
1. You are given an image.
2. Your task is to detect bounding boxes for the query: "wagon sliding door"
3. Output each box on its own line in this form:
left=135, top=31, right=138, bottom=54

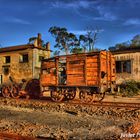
left=67, top=55, right=86, bottom=86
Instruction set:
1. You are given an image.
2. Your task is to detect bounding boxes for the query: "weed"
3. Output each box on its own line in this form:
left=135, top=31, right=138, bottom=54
left=119, top=80, right=139, bottom=97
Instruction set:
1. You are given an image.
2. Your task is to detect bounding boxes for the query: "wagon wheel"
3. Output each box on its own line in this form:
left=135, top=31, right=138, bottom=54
left=11, top=84, right=20, bottom=99
left=50, top=89, right=64, bottom=102
left=79, top=90, right=93, bottom=103
left=2, top=85, right=11, bottom=98
left=92, top=92, right=105, bottom=102
left=64, top=89, right=76, bottom=100
left=25, top=79, right=41, bottom=99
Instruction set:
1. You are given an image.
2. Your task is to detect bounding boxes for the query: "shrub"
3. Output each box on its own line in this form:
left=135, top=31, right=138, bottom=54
left=119, top=80, right=139, bottom=97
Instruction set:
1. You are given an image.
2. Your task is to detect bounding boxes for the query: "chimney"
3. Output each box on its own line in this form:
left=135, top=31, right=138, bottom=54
left=46, top=42, right=50, bottom=50
left=37, top=33, right=42, bottom=48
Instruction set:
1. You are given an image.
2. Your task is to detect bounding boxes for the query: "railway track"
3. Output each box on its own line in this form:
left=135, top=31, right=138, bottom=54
left=38, top=97, right=140, bottom=109
left=0, top=132, right=35, bottom=140
left=64, top=100, right=140, bottom=109
left=93, top=101, right=140, bottom=108
left=0, top=96, right=139, bottom=109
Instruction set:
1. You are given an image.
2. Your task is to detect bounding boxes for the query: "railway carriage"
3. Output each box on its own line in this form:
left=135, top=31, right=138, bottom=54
left=40, top=51, right=116, bottom=102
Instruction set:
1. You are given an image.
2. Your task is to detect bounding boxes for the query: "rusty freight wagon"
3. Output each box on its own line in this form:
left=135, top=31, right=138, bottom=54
left=40, top=51, right=116, bottom=102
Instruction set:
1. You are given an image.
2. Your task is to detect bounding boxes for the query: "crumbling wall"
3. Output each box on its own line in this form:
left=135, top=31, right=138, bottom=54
left=0, top=49, right=33, bottom=84
left=114, top=52, right=140, bottom=84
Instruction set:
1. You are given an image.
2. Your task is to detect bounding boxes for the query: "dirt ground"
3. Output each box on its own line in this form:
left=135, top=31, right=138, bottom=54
left=0, top=97, right=139, bottom=140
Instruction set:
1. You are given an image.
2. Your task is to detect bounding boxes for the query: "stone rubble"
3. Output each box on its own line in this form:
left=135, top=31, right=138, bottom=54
left=0, top=97, right=139, bottom=139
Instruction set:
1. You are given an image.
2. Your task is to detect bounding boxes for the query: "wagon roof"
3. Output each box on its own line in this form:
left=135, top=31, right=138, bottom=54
left=42, top=50, right=107, bottom=62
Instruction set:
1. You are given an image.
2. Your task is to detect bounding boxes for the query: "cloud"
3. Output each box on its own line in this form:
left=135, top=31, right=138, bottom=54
left=4, top=17, right=31, bottom=25
left=123, top=18, right=140, bottom=26
left=69, top=30, right=87, bottom=35
left=94, top=6, right=117, bottom=21
left=76, top=9, right=117, bottom=22
left=93, top=14, right=117, bottom=21
left=41, top=0, right=118, bottom=22
left=69, top=29, right=104, bottom=35
left=50, top=0, right=91, bottom=9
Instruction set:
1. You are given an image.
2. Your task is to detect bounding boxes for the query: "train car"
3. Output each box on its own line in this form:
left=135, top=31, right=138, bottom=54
left=40, top=51, right=116, bottom=102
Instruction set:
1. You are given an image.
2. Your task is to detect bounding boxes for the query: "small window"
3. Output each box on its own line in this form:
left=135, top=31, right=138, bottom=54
left=3, top=66, right=10, bottom=75
left=5, top=56, right=11, bottom=63
left=116, top=60, right=131, bottom=73
left=116, top=61, right=122, bottom=73
left=124, top=61, right=131, bottom=73
left=19, top=54, right=29, bottom=63
left=39, top=56, right=44, bottom=62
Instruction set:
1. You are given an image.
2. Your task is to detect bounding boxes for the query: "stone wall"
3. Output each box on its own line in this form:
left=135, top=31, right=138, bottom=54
left=0, top=47, right=50, bottom=84
left=0, top=49, right=33, bottom=84
left=114, top=52, right=140, bottom=84
left=32, top=48, right=50, bottom=79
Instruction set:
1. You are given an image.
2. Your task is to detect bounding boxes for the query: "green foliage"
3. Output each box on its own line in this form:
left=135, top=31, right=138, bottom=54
left=49, top=26, right=101, bottom=55
left=28, top=37, right=46, bottom=48
left=119, top=80, right=140, bottom=97
left=109, top=41, right=131, bottom=51
left=131, top=35, right=140, bottom=47
left=28, top=37, right=37, bottom=44
left=53, top=50, right=60, bottom=56
left=109, top=34, right=140, bottom=51
left=79, top=35, right=89, bottom=52
left=80, top=27, right=101, bottom=52
left=70, top=47, right=83, bottom=54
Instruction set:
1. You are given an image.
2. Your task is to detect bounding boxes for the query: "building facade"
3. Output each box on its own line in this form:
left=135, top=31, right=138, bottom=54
left=112, top=47, right=140, bottom=84
left=0, top=33, right=50, bottom=84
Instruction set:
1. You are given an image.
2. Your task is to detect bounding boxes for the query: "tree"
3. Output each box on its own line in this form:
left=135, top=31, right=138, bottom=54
left=90, top=29, right=100, bottom=51
left=28, top=37, right=37, bottom=44
left=131, top=35, right=140, bottom=47
left=70, top=47, right=83, bottom=54
left=108, top=34, right=140, bottom=51
left=53, top=50, right=60, bottom=56
left=49, top=26, right=78, bottom=55
left=28, top=36, right=45, bottom=48
left=108, top=39, right=135, bottom=51
left=109, top=42, right=129, bottom=51
left=79, top=35, right=89, bottom=52
left=79, top=27, right=101, bottom=52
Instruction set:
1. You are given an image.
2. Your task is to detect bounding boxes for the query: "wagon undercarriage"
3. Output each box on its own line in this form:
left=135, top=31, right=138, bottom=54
left=48, top=86, right=105, bottom=103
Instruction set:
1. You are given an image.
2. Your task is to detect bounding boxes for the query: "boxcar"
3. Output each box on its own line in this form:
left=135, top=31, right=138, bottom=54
left=40, top=51, right=116, bottom=102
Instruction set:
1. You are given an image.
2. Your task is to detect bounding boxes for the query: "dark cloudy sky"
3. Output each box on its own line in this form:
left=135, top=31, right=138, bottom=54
left=0, top=0, right=140, bottom=50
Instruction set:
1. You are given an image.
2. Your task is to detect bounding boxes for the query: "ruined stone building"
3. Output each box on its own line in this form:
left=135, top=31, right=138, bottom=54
left=112, top=47, right=140, bottom=84
left=0, top=33, right=50, bottom=84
